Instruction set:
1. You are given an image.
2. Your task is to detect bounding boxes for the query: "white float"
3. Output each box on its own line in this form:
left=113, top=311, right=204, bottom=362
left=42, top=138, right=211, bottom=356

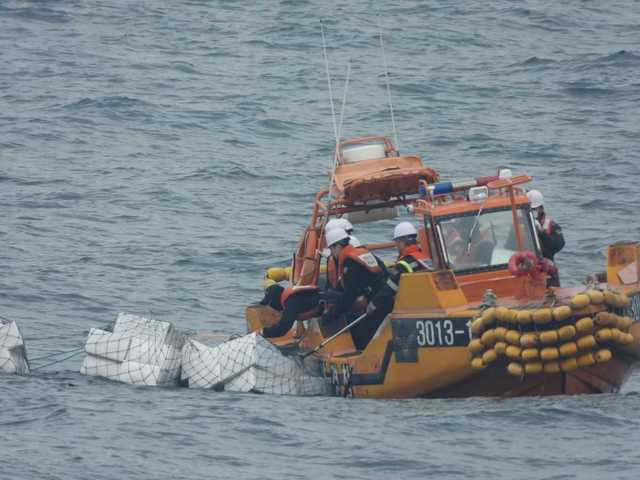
left=181, top=332, right=329, bottom=395
left=79, top=313, right=184, bottom=386
left=0, top=318, right=30, bottom=375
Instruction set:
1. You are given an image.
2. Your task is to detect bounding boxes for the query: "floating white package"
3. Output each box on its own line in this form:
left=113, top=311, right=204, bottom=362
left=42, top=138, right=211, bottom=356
left=79, top=313, right=184, bottom=386
left=181, top=332, right=329, bottom=395
left=0, top=318, right=30, bottom=375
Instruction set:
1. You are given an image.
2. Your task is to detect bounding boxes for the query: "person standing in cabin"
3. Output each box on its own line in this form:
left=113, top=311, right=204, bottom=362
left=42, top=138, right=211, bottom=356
left=527, top=190, right=565, bottom=286
left=324, top=228, right=392, bottom=351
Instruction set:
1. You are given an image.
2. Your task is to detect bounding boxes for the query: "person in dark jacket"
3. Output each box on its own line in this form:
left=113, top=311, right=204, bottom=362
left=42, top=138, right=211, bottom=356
left=258, top=284, right=321, bottom=338
left=527, top=189, right=565, bottom=286
left=382, top=221, right=432, bottom=296
left=324, top=227, right=392, bottom=351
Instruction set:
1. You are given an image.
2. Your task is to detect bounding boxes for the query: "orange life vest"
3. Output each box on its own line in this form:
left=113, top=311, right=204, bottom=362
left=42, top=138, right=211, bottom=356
left=337, top=244, right=382, bottom=278
left=398, top=244, right=428, bottom=262
left=326, top=256, right=339, bottom=289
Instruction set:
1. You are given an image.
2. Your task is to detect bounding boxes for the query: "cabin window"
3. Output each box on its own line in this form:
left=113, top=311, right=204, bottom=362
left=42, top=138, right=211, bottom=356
left=437, top=207, right=537, bottom=272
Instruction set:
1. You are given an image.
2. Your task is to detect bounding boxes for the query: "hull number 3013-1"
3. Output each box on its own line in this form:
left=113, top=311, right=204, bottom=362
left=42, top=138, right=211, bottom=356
left=415, top=318, right=471, bottom=347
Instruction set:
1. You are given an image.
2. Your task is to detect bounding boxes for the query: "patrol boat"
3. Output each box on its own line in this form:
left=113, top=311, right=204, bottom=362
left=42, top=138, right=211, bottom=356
left=247, top=135, right=640, bottom=398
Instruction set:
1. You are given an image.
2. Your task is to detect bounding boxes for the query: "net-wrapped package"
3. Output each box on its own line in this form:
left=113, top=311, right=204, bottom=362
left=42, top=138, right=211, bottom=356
left=80, top=313, right=184, bottom=386
left=181, top=332, right=329, bottom=395
left=0, top=318, right=30, bottom=375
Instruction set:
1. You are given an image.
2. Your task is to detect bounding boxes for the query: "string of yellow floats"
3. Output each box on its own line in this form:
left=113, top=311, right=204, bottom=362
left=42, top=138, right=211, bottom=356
left=468, top=289, right=634, bottom=376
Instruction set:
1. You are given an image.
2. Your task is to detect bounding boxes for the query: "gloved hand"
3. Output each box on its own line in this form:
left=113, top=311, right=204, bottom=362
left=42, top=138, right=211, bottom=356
left=366, top=301, right=376, bottom=315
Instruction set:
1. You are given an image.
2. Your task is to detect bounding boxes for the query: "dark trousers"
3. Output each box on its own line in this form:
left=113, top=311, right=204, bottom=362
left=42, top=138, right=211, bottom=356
left=350, top=295, right=394, bottom=351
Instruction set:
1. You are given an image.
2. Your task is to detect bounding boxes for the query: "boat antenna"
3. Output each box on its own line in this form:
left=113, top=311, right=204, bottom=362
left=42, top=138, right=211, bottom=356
left=320, top=21, right=339, bottom=149
left=377, top=17, right=399, bottom=151
left=335, top=59, right=351, bottom=167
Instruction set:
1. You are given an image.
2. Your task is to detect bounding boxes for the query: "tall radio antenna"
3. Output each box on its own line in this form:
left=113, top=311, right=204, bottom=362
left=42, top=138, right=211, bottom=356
left=377, top=18, right=399, bottom=150
left=320, top=21, right=339, bottom=149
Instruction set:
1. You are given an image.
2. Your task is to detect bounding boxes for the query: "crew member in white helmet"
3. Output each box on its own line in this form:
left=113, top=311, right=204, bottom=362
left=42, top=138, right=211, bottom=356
left=326, top=217, right=361, bottom=247
left=527, top=189, right=564, bottom=286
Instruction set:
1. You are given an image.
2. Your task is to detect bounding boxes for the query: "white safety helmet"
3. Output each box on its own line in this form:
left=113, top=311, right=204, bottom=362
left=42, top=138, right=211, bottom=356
left=326, top=227, right=349, bottom=247
left=393, top=221, right=418, bottom=240
left=527, top=190, right=544, bottom=209
left=336, top=218, right=354, bottom=232
left=325, top=218, right=341, bottom=232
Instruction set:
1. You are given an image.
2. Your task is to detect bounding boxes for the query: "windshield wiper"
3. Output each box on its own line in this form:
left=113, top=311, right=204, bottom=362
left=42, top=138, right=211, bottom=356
left=465, top=204, right=486, bottom=254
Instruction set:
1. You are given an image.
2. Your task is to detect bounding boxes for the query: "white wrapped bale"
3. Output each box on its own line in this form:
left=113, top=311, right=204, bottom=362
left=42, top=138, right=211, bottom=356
left=181, top=332, right=329, bottom=396
left=80, top=313, right=184, bottom=386
left=0, top=319, right=30, bottom=375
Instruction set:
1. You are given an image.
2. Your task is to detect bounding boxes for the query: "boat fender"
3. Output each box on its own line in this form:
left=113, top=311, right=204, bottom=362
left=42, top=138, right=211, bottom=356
left=610, top=328, right=623, bottom=344
left=577, top=335, right=597, bottom=351
left=617, top=316, right=633, bottom=331
left=507, top=362, right=524, bottom=376
left=559, top=342, right=578, bottom=357
left=575, top=317, right=595, bottom=335
left=618, top=294, right=631, bottom=309
left=494, top=341, right=507, bottom=355
left=494, top=326, right=508, bottom=341
left=481, top=329, right=497, bottom=347
left=481, top=307, right=496, bottom=327
left=520, top=333, right=538, bottom=348
left=505, top=330, right=521, bottom=346
left=560, top=357, right=578, bottom=372
left=508, top=251, right=539, bottom=277
left=506, top=345, right=522, bottom=359
left=522, top=348, right=539, bottom=361
left=595, top=348, right=612, bottom=363
left=553, top=306, right=572, bottom=322
left=603, top=290, right=617, bottom=307
left=586, top=289, right=604, bottom=304
left=570, top=294, right=591, bottom=310
left=540, top=347, right=560, bottom=362
left=595, top=312, right=614, bottom=327
left=621, top=333, right=635, bottom=345
left=524, top=361, right=543, bottom=375
left=558, top=325, right=577, bottom=341
left=516, top=310, right=533, bottom=325
left=482, top=349, right=498, bottom=364
left=266, top=267, right=289, bottom=283
left=577, top=352, right=596, bottom=367
left=469, top=339, right=485, bottom=354
left=532, top=308, right=553, bottom=325
left=539, top=330, right=559, bottom=345
left=471, top=318, right=485, bottom=336
left=543, top=361, right=561, bottom=374
left=595, top=328, right=613, bottom=343
left=495, top=306, right=511, bottom=323
left=471, top=357, right=485, bottom=370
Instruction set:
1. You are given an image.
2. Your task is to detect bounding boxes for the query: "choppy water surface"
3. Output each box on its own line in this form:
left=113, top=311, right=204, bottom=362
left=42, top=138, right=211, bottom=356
left=2, top=1, right=640, bottom=478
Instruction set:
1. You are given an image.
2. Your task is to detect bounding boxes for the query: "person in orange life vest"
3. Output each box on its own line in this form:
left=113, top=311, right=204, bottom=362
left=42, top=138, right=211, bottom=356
left=527, top=190, right=564, bottom=286
left=258, top=284, right=321, bottom=338
left=382, top=222, right=432, bottom=296
left=324, top=227, right=391, bottom=351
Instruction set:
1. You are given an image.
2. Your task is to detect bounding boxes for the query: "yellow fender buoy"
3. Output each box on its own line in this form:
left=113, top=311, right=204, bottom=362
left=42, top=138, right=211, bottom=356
left=586, top=289, right=604, bottom=304
left=558, top=325, right=577, bottom=341
left=539, top=330, right=559, bottom=345
left=506, top=345, right=522, bottom=360
left=266, top=267, right=288, bottom=282
left=603, top=290, right=617, bottom=307
left=532, top=308, right=553, bottom=325
left=482, top=349, right=498, bottom=364
left=481, top=329, right=497, bottom=347
left=595, top=312, right=614, bottom=327
left=481, top=307, right=497, bottom=328
left=543, top=361, right=561, bottom=374
left=617, top=316, right=633, bottom=331
left=520, top=333, right=539, bottom=348
left=559, top=342, right=578, bottom=357
left=524, top=362, right=543, bottom=375
left=595, top=348, right=612, bottom=363
left=468, top=339, right=485, bottom=354
left=560, top=357, right=578, bottom=372
left=507, top=362, right=524, bottom=376
left=621, top=332, right=635, bottom=345
left=471, top=357, right=485, bottom=370
left=494, top=327, right=508, bottom=341
left=540, top=347, right=560, bottom=362
left=495, top=306, right=511, bottom=323
left=505, top=330, right=521, bottom=346
left=522, top=348, right=539, bottom=361
left=575, top=317, right=594, bottom=335
left=516, top=310, right=533, bottom=325
left=471, top=318, right=485, bottom=336
left=595, top=328, right=613, bottom=343
left=261, top=278, right=277, bottom=290
left=577, top=352, right=596, bottom=367
left=617, top=294, right=631, bottom=309
left=570, top=294, right=591, bottom=310
left=577, top=335, right=597, bottom=351
left=553, top=306, right=572, bottom=322
left=494, top=341, right=508, bottom=355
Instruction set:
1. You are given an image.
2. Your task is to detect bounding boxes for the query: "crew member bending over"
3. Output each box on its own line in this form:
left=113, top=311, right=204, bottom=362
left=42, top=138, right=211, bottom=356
left=324, top=227, right=392, bottom=351
left=527, top=189, right=565, bottom=286
left=258, top=284, right=321, bottom=338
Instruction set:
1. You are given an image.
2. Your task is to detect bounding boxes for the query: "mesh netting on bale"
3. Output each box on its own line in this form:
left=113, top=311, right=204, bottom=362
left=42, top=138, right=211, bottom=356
left=0, top=318, right=30, bottom=375
left=80, top=313, right=185, bottom=386
left=181, top=332, right=330, bottom=396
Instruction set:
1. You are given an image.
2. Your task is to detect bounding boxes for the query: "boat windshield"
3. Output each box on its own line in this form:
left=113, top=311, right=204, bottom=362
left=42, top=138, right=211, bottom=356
left=436, top=207, right=537, bottom=272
